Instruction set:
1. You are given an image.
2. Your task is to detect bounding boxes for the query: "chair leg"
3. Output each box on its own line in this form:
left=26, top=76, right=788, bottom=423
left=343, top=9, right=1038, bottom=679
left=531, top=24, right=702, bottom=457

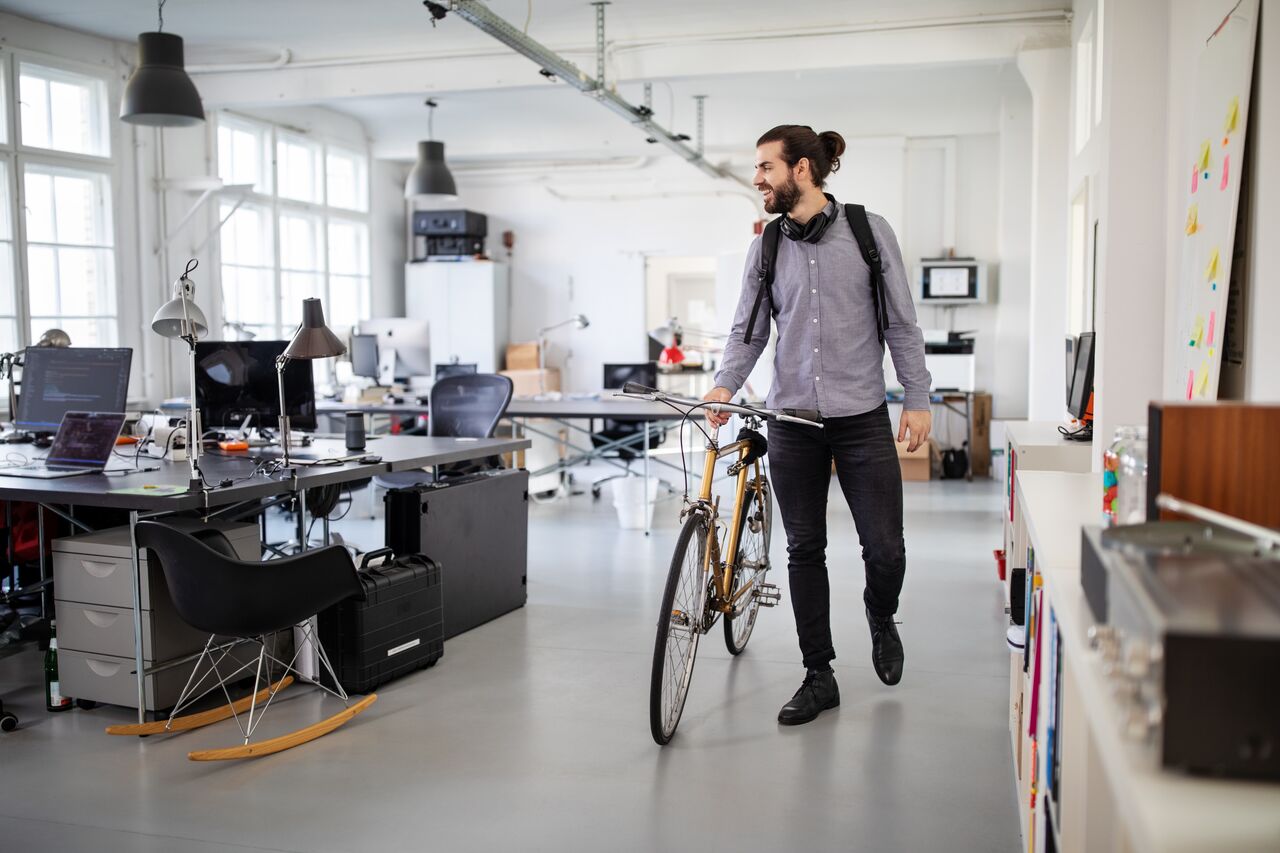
left=243, top=642, right=267, bottom=744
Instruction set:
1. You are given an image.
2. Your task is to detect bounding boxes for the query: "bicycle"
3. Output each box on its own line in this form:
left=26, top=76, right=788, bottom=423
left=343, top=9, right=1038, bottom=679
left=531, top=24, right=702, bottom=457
left=615, top=382, right=822, bottom=745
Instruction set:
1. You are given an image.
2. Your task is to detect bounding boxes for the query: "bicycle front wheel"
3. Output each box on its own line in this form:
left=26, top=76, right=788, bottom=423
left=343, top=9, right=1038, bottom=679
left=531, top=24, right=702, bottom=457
left=650, top=512, right=710, bottom=745
left=724, top=477, right=772, bottom=655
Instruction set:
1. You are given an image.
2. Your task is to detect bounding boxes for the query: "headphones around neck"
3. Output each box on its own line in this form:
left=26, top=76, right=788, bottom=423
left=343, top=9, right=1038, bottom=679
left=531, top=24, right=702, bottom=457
left=779, top=193, right=839, bottom=244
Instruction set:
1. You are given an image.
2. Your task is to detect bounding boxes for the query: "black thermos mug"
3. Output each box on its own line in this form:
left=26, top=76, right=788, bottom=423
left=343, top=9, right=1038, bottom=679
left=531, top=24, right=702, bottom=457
left=344, top=411, right=366, bottom=450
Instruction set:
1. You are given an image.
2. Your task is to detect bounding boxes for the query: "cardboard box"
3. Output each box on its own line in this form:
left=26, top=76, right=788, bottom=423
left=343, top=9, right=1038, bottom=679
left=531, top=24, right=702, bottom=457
left=896, top=437, right=932, bottom=482
left=500, top=368, right=560, bottom=397
left=970, top=392, right=993, bottom=478
left=505, top=341, right=542, bottom=371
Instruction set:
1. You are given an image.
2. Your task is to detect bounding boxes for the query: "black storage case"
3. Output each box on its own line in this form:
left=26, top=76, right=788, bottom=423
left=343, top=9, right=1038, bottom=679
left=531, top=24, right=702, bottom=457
left=385, top=469, right=528, bottom=640
left=317, top=553, right=443, bottom=693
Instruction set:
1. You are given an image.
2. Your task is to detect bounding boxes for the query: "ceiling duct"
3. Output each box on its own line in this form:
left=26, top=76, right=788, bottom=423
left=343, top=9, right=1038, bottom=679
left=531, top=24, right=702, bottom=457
left=423, top=0, right=752, bottom=191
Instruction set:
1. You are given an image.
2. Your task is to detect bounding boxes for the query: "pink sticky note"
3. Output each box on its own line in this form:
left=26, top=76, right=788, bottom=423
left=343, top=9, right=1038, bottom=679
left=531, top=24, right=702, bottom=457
left=1186, top=369, right=1195, bottom=400
left=1220, top=155, right=1230, bottom=190
left=1208, top=311, right=1216, bottom=346
left=1192, top=167, right=1199, bottom=193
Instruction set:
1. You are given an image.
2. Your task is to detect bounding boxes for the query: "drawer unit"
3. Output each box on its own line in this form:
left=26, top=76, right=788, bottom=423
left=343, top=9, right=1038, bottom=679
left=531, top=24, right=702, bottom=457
left=52, top=519, right=271, bottom=710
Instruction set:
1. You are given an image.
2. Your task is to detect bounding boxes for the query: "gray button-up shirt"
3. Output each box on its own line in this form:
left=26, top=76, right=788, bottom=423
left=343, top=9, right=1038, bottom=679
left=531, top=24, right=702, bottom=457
left=714, top=201, right=932, bottom=415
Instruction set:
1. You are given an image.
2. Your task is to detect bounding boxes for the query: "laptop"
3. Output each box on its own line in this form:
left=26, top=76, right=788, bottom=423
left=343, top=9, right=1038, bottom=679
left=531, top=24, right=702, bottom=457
left=4, top=411, right=130, bottom=479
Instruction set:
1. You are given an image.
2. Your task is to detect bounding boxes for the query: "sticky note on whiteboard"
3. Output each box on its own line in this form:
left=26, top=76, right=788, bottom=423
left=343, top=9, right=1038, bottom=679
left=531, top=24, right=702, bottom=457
left=1225, top=96, right=1239, bottom=134
left=1205, top=247, right=1220, bottom=281
left=1196, top=362, right=1210, bottom=396
left=1198, top=140, right=1212, bottom=172
left=1185, top=204, right=1199, bottom=235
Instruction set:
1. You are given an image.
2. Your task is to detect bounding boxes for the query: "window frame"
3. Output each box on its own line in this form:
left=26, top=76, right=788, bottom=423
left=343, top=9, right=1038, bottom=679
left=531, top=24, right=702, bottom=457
left=0, top=47, right=124, bottom=352
left=212, top=111, right=373, bottom=344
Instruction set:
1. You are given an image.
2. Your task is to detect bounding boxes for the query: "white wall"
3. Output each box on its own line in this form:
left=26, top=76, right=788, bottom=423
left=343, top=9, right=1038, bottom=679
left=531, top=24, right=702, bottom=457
left=994, top=89, right=1034, bottom=420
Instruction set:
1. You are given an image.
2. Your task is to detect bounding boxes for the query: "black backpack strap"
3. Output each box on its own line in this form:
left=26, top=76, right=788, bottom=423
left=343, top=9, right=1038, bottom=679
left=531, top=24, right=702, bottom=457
left=743, top=218, right=781, bottom=345
left=845, top=204, right=889, bottom=345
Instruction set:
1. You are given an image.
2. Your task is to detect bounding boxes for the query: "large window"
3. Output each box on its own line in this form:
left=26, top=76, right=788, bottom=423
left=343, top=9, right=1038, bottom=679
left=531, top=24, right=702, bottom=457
left=0, top=53, right=119, bottom=350
left=215, top=114, right=372, bottom=341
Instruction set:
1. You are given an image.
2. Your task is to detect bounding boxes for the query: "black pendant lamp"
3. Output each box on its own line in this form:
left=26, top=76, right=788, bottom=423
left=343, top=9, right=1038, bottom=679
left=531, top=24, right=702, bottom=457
left=120, top=0, right=205, bottom=127
left=405, top=99, right=458, bottom=199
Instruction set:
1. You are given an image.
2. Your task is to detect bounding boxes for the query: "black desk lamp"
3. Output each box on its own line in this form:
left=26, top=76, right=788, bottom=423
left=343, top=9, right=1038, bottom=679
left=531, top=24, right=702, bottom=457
left=277, top=298, right=346, bottom=470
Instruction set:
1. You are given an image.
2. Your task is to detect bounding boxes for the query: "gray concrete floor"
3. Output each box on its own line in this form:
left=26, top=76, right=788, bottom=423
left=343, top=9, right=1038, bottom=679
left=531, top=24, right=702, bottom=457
left=0, top=476, right=1019, bottom=853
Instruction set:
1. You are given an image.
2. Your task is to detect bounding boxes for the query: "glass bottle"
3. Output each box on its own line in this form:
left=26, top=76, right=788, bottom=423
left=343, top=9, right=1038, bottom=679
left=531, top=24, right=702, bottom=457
left=1102, top=426, right=1139, bottom=527
left=45, top=620, right=72, bottom=713
left=1115, top=428, right=1149, bottom=526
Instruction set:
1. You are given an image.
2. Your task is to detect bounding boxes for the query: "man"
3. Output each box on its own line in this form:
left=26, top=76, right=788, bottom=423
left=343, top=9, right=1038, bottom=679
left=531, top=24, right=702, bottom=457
left=706, top=125, right=932, bottom=726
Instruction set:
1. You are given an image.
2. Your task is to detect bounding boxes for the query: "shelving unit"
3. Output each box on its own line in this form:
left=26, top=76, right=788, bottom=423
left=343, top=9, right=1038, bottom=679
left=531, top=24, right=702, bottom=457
left=1010, top=470, right=1280, bottom=852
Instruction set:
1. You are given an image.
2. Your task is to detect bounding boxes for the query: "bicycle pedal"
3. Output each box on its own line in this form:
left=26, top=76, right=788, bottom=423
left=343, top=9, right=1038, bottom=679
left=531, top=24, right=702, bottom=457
left=670, top=610, right=691, bottom=627
left=754, top=583, right=781, bottom=607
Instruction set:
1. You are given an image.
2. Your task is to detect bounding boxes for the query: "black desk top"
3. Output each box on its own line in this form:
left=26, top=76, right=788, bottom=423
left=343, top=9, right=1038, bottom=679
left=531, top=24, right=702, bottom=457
left=0, top=435, right=531, bottom=512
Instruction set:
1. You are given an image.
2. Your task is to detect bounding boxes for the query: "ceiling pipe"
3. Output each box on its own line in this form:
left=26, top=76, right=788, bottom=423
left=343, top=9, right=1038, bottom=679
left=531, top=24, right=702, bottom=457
left=425, top=0, right=752, bottom=190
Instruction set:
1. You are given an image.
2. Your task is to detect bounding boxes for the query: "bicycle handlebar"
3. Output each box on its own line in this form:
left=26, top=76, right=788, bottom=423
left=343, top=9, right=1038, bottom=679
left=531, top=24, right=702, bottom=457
left=618, top=382, right=823, bottom=428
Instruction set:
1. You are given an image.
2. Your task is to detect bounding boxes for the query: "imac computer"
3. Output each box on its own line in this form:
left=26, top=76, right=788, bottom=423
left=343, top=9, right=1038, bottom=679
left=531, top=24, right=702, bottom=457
left=16, top=347, right=133, bottom=435
left=195, top=341, right=317, bottom=432
left=356, top=319, right=431, bottom=382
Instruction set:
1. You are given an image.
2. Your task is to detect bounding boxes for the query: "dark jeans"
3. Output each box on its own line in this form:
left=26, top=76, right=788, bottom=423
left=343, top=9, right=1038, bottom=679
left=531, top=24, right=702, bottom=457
left=768, top=402, right=906, bottom=670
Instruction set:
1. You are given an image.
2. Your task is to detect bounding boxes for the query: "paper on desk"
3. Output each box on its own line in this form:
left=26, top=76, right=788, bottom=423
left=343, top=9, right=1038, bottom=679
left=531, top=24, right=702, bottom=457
left=110, top=485, right=188, bottom=496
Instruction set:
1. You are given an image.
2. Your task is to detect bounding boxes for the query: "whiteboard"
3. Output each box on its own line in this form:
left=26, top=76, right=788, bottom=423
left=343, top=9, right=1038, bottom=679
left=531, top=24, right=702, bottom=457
left=1173, top=0, right=1259, bottom=400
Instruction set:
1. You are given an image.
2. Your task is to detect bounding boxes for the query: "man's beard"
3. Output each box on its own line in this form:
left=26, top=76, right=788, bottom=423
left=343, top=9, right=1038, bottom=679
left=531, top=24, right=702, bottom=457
left=762, top=172, right=801, bottom=215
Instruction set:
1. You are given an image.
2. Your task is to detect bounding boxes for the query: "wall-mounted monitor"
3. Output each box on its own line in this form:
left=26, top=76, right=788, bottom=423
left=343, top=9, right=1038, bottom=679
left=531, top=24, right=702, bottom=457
left=916, top=260, right=990, bottom=304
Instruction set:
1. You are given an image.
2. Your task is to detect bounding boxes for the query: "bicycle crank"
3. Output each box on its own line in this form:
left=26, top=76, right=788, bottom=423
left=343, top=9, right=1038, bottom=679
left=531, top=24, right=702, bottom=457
left=753, top=583, right=782, bottom=608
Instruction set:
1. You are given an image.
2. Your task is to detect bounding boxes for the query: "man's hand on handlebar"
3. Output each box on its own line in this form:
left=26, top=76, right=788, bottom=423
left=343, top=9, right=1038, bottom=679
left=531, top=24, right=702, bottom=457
left=703, top=387, right=733, bottom=428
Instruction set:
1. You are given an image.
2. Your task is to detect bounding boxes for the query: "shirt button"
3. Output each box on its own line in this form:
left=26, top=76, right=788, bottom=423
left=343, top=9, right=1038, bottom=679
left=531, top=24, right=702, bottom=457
left=815, top=376, right=821, bottom=381
left=813, top=347, right=819, bottom=353
left=812, top=318, right=818, bottom=323
left=811, top=288, right=816, bottom=294
left=809, top=259, right=816, bottom=265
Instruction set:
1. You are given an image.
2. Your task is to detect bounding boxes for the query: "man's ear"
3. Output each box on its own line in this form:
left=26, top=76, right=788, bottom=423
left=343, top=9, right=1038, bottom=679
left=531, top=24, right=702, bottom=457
left=795, top=157, right=812, bottom=186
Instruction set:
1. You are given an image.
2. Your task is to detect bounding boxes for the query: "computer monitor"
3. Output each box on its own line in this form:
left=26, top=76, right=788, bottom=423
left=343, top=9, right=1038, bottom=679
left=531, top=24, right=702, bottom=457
left=1064, top=335, right=1076, bottom=407
left=435, top=363, right=477, bottom=380
left=194, top=341, right=316, bottom=432
left=350, top=334, right=379, bottom=380
left=1067, top=333, right=1095, bottom=420
left=16, top=347, right=132, bottom=433
left=603, top=362, right=658, bottom=390
left=357, top=319, right=432, bottom=380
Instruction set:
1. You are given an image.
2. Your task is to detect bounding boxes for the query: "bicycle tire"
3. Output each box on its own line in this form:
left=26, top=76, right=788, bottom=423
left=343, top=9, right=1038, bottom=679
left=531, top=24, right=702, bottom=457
left=650, top=512, right=709, bottom=745
left=724, top=477, right=772, bottom=655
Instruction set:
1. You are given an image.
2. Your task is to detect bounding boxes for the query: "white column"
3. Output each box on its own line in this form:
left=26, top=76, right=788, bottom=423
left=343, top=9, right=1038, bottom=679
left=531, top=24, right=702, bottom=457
left=1018, top=48, right=1072, bottom=421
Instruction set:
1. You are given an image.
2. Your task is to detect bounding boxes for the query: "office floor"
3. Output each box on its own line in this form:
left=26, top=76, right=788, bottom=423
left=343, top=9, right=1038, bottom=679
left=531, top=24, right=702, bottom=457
left=0, top=476, right=1019, bottom=853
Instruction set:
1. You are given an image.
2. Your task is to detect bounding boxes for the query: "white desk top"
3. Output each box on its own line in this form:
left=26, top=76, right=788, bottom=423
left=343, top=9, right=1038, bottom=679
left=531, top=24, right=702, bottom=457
left=1016, top=470, right=1280, bottom=853
left=1006, top=420, right=1093, bottom=453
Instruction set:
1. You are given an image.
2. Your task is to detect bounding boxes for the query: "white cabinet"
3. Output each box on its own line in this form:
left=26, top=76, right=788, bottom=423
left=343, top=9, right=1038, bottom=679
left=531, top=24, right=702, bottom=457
left=405, top=261, right=510, bottom=374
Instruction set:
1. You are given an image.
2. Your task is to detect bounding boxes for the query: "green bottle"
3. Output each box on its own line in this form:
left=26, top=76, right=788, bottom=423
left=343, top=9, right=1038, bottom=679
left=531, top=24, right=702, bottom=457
left=45, top=620, right=71, bottom=713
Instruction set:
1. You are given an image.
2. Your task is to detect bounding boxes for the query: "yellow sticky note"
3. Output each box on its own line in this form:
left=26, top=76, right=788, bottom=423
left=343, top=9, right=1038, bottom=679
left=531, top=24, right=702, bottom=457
left=1209, top=347, right=1216, bottom=358
left=1185, top=204, right=1199, bottom=235
left=1190, top=315, right=1204, bottom=347
left=1196, top=362, right=1210, bottom=395
left=1225, top=96, right=1239, bottom=134
left=1198, top=140, right=1212, bottom=172
left=1205, top=247, right=1219, bottom=281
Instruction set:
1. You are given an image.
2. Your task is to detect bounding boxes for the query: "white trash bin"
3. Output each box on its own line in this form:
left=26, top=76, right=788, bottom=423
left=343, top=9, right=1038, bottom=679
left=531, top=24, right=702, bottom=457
left=612, top=476, right=658, bottom=529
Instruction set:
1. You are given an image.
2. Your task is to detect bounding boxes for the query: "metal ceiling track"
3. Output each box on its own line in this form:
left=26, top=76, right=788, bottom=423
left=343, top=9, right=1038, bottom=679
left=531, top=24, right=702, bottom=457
left=425, top=0, right=751, bottom=190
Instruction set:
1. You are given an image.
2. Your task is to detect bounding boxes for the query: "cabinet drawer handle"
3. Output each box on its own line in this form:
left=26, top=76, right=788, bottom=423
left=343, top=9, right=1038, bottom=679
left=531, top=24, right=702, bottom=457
left=86, top=659, right=123, bottom=677
left=80, top=559, right=119, bottom=579
left=83, top=609, right=120, bottom=628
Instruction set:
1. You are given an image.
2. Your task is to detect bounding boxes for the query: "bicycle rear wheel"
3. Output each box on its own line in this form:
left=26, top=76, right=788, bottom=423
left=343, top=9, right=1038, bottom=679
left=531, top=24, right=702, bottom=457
left=650, top=512, right=710, bottom=745
left=724, top=477, right=772, bottom=655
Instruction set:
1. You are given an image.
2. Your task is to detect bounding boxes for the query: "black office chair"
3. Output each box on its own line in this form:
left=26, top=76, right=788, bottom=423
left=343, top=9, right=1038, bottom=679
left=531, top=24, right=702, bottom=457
left=105, top=522, right=374, bottom=761
left=590, top=363, right=667, bottom=499
left=373, top=373, right=514, bottom=491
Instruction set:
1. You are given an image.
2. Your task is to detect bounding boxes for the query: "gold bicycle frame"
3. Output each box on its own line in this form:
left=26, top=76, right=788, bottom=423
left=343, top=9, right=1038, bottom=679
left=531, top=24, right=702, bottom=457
left=694, top=434, right=765, bottom=615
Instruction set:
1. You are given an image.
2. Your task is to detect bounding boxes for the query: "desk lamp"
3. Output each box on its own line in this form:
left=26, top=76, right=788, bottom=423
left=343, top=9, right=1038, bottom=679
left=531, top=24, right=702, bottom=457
left=3, top=328, right=72, bottom=428
left=647, top=317, right=727, bottom=369
left=151, top=259, right=208, bottom=489
left=277, top=298, right=346, bottom=470
left=536, top=314, right=589, bottom=395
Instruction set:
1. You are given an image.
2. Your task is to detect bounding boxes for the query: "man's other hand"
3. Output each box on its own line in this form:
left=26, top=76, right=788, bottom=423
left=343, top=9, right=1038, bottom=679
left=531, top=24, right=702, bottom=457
left=703, top=387, right=733, bottom=428
left=897, top=409, right=932, bottom=453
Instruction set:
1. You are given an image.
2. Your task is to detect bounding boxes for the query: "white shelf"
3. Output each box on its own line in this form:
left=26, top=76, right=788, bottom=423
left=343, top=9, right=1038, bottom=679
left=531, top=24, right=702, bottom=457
left=1017, top=470, right=1280, bottom=853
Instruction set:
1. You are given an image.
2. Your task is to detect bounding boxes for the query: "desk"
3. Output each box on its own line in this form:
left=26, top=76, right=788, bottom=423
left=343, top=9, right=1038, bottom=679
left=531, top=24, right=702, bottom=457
left=886, top=390, right=977, bottom=480
left=0, top=435, right=528, bottom=723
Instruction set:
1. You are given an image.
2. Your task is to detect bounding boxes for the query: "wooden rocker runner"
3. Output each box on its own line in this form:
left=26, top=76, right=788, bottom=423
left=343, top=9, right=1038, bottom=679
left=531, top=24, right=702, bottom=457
left=108, top=522, right=375, bottom=761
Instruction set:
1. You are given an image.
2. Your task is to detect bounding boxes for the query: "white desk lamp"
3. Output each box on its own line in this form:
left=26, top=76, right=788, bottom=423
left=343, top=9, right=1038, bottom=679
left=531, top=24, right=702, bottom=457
left=150, top=259, right=208, bottom=490
left=536, top=314, right=589, bottom=394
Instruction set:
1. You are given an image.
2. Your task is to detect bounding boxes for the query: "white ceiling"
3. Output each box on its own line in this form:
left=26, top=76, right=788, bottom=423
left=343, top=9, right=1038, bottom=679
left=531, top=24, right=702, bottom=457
left=2, top=0, right=1069, bottom=63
